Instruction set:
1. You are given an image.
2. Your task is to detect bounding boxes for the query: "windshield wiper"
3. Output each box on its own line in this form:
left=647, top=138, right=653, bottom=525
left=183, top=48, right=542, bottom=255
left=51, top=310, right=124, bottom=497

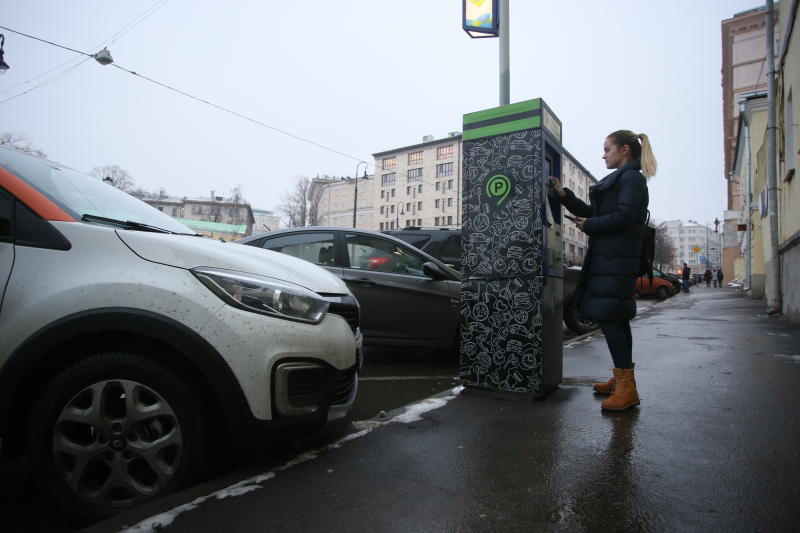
left=81, top=214, right=176, bottom=234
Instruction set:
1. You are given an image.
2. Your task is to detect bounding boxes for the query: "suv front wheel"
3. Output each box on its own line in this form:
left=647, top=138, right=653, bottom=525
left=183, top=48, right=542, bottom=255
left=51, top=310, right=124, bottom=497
left=27, top=352, right=207, bottom=520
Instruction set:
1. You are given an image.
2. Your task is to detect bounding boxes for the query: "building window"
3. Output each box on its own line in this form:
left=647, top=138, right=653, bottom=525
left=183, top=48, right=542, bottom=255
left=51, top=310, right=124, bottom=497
left=391, top=188, right=396, bottom=197
left=417, top=201, right=422, bottom=210
left=157, top=206, right=163, bottom=211
left=191, top=206, right=199, bottom=214
left=435, top=217, right=440, bottom=225
left=417, top=218, right=422, bottom=226
left=382, top=157, right=396, bottom=170
left=437, top=145, right=454, bottom=160
left=390, top=205, right=395, bottom=214
left=406, top=219, right=412, bottom=227
left=447, top=198, right=453, bottom=207
left=436, top=162, right=453, bottom=178
left=408, top=151, right=423, bottom=165
left=435, top=199, right=441, bottom=208
left=406, top=202, right=412, bottom=211
left=447, top=179, right=453, bottom=189
left=381, top=190, right=385, bottom=199
left=380, top=206, right=385, bottom=214
left=435, top=182, right=441, bottom=191
left=418, top=184, right=423, bottom=193
left=407, top=168, right=423, bottom=182
left=406, top=186, right=412, bottom=195
left=171, top=207, right=177, bottom=216
left=447, top=215, right=453, bottom=225
left=390, top=221, right=395, bottom=229
left=381, top=173, right=396, bottom=187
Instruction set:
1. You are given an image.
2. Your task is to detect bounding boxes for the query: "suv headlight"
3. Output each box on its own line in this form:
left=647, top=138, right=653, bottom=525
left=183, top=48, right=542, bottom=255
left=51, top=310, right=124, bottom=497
left=192, top=267, right=329, bottom=324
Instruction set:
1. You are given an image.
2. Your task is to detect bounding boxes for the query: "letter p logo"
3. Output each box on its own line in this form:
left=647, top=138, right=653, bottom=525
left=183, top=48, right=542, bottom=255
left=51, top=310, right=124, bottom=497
left=486, top=174, right=511, bottom=205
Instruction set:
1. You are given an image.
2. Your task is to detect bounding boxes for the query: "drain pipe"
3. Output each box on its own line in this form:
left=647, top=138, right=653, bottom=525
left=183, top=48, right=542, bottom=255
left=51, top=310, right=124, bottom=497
left=765, top=0, right=782, bottom=313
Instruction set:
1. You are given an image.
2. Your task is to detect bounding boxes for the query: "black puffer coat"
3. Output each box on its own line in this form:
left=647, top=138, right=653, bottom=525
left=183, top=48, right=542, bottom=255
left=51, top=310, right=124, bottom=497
left=560, top=160, right=649, bottom=322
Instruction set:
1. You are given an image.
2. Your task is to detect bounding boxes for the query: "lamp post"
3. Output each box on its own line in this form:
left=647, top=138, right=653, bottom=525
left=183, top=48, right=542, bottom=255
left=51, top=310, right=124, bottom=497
left=463, top=0, right=509, bottom=106
left=353, top=161, right=368, bottom=228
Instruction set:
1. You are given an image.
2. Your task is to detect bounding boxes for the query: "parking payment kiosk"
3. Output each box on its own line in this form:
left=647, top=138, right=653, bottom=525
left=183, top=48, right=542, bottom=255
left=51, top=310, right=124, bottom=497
left=459, top=98, right=564, bottom=398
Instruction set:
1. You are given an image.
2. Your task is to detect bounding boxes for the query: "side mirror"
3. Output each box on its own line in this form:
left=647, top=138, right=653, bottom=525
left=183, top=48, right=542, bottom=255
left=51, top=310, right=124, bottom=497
left=423, top=261, right=448, bottom=281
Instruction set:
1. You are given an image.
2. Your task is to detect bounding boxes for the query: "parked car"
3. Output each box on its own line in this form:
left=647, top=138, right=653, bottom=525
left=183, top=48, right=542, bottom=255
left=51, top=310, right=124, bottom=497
left=654, top=268, right=681, bottom=294
left=385, top=228, right=599, bottom=335
left=384, top=227, right=463, bottom=270
left=636, top=272, right=674, bottom=299
left=237, top=228, right=460, bottom=352
left=0, top=147, right=361, bottom=520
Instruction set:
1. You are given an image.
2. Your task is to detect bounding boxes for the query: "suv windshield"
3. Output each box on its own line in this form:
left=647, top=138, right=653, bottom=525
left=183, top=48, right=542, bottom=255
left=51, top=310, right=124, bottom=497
left=0, top=147, right=195, bottom=235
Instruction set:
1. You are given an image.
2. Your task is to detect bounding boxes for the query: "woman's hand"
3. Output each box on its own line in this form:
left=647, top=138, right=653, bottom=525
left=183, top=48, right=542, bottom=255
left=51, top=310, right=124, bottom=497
left=548, top=176, right=566, bottom=198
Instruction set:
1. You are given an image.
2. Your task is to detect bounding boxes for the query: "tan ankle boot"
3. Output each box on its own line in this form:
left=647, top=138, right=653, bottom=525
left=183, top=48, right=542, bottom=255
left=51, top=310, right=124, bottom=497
left=593, top=363, right=634, bottom=395
left=593, top=374, right=617, bottom=394
left=601, top=367, right=640, bottom=411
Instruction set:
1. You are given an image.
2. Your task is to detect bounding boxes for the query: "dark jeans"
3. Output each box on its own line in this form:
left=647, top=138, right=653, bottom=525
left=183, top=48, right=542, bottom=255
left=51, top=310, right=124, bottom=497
left=598, top=320, right=632, bottom=369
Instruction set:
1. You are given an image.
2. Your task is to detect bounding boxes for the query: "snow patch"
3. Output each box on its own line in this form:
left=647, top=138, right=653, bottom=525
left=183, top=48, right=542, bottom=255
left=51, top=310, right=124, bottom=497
left=121, top=387, right=463, bottom=532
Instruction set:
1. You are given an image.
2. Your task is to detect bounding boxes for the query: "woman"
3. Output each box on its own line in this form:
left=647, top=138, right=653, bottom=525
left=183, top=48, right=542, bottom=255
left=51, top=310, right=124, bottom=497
left=550, top=130, right=656, bottom=411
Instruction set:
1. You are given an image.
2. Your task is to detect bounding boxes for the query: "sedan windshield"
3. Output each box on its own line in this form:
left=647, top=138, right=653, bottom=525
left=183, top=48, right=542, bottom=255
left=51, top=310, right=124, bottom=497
left=0, top=147, right=195, bottom=235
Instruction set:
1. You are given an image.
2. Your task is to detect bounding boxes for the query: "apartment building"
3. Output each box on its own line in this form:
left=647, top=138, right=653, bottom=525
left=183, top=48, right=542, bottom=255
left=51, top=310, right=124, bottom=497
left=561, top=151, right=595, bottom=266
left=663, top=220, right=723, bottom=274
left=252, top=208, right=281, bottom=233
left=372, top=133, right=462, bottom=231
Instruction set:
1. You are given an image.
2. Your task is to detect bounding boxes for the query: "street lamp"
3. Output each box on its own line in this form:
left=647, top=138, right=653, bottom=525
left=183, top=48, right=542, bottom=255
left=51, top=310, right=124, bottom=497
left=0, top=34, right=10, bottom=74
left=462, top=0, right=509, bottom=106
left=353, top=161, right=368, bottom=228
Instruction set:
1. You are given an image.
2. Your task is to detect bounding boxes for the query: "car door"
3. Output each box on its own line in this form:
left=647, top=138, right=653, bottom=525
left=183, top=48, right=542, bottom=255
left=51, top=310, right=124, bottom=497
left=255, top=231, right=344, bottom=280
left=341, top=232, right=458, bottom=346
left=0, top=190, right=13, bottom=309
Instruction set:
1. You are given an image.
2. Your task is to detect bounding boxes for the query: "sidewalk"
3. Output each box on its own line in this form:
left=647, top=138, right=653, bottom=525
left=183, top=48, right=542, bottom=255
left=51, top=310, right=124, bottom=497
left=88, top=288, right=800, bottom=533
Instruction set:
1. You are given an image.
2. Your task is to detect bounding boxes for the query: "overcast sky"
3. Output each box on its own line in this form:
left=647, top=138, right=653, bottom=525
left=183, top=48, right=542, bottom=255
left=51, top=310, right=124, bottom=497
left=1, top=0, right=764, bottom=225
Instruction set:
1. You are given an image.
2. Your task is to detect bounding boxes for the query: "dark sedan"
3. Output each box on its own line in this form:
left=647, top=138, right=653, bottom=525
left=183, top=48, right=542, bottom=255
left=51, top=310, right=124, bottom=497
left=236, top=228, right=460, bottom=352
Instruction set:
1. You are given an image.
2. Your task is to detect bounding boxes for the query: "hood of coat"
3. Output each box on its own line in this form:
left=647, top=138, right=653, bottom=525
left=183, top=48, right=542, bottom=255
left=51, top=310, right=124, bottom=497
left=590, top=159, right=642, bottom=198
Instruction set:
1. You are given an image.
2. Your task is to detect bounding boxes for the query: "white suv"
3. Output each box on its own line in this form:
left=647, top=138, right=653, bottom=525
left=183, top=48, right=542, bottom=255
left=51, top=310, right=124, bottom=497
left=0, top=147, right=361, bottom=519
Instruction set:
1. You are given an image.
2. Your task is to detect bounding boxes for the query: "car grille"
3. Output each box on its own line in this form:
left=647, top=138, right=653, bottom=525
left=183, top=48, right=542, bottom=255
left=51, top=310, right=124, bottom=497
left=286, top=365, right=328, bottom=408
left=331, top=365, right=357, bottom=405
left=323, top=294, right=360, bottom=334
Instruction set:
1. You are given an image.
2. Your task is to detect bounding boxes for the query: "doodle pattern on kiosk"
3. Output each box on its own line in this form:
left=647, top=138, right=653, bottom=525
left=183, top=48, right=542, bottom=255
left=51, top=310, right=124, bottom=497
left=461, top=129, right=544, bottom=279
left=459, top=128, right=548, bottom=395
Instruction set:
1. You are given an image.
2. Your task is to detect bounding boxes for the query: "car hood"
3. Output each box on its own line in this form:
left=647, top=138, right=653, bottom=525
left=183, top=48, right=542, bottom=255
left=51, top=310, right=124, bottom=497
left=116, top=231, right=350, bottom=295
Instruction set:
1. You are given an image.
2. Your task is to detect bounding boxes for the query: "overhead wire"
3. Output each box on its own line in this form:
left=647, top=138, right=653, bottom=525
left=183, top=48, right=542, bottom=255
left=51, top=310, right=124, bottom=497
left=0, top=19, right=459, bottom=194
left=0, top=0, right=169, bottom=96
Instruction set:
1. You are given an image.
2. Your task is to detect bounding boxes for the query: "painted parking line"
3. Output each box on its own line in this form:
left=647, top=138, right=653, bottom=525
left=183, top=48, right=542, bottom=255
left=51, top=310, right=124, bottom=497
left=359, top=375, right=458, bottom=381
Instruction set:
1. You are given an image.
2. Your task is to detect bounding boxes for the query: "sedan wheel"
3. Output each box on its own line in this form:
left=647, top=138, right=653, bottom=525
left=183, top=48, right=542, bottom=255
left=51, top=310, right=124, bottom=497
left=29, top=353, right=206, bottom=520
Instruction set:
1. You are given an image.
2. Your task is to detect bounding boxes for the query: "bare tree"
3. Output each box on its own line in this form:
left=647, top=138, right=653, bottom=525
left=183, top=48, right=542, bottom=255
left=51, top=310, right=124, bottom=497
left=654, top=221, right=676, bottom=271
left=278, top=176, right=317, bottom=227
left=0, top=131, right=47, bottom=158
left=90, top=165, right=135, bottom=192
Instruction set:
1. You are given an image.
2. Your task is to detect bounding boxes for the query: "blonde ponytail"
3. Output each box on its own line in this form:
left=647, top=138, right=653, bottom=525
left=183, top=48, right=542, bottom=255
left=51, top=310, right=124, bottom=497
left=637, top=133, right=657, bottom=178
left=606, top=129, right=658, bottom=179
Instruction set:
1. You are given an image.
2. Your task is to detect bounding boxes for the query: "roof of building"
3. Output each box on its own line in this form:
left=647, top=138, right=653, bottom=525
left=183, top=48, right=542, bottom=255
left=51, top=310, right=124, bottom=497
left=175, top=218, right=248, bottom=234
left=373, top=135, right=462, bottom=158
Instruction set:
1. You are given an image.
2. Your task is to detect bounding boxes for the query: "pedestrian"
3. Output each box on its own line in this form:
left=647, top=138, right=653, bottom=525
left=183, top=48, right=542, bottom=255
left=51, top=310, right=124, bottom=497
left=704, top=268, right=712, bottom=288
left=550, top=129, right=656, bottom=412
left=717, top=268, right=724, bottom=287
left=681, top=262, right=691, bottom=293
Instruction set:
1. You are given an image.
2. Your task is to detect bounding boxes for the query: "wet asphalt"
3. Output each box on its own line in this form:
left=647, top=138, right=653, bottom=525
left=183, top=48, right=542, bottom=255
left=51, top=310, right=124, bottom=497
left=85, top=287, right=800, bottom=533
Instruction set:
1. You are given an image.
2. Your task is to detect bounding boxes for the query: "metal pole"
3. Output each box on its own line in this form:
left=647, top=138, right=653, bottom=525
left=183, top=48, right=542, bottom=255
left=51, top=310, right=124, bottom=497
left=499, top=0, right=510, bottom=106
left=765, top=0, right=781, bottom=312
left=353, top=161, right=366, bottom=228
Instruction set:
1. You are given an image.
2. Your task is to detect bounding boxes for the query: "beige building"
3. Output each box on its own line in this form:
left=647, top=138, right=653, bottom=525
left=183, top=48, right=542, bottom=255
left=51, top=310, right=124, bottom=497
left=311, top=176, right=376, bottom=229
left=372, top=133, right=463, bottom=231
left=776, top=0, right=799, bottom=321
left=721, top=5, right=779, bottom=277
left=252, top=208, right=281, bottom=234
left=727, top=1, right=800, bottom=323
left=141, top=193, right=255, bottom=241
